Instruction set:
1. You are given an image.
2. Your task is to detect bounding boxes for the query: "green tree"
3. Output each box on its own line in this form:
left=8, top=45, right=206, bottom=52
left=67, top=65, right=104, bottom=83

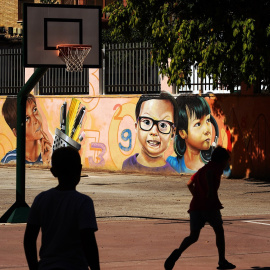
left=104, top=0, right=270, bottom=93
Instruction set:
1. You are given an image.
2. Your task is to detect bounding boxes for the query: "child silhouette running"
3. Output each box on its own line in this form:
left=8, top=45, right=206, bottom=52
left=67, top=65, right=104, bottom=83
left=165, top=146, right=235, bottom=270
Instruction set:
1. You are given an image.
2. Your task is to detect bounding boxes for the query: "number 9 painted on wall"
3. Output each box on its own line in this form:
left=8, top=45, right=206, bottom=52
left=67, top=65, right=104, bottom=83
left=119, top=129, right=132, bottom=151
left=108, top=102, right=139, bottom=169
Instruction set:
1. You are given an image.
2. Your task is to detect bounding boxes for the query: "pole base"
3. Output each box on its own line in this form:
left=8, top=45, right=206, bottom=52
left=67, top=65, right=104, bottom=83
left=0, top=201, right=30, bottom=223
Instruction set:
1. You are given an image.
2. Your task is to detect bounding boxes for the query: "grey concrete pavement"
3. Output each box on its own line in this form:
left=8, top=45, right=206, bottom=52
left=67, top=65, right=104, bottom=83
left=1, top=165, right=270, bottom=219
left=0, top=166, right=270, bottom=269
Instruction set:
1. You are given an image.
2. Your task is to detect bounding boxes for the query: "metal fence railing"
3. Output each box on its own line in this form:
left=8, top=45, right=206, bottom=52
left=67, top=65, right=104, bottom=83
left=0, top=48, right=89, bottom=96
left=0, top=46, right=244, bottom=96
left=103, top=43, right=161, bottom=94
left=0, top=48, right=25, bottom=95
left=38, top=67, right=89, bottom=95
left=176, top=65, right=241, bottom=94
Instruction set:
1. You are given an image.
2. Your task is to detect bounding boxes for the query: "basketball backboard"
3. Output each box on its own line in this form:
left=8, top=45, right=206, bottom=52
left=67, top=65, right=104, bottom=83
left=23, top=4, right=101, bottom=68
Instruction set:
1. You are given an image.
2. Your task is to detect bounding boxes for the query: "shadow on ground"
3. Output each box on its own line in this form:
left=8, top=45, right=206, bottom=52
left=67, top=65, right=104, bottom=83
left=245, top=267, right=270, bottom=270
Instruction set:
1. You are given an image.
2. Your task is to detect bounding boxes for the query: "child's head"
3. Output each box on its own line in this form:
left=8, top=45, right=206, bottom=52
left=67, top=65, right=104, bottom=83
left=174, top=96, right=212, bottom=156
left=135, top=91, right=178, bottom=158
left=50, top=147, right=82, bottom=186
left=2, top=94, right=42, bottom=140
left=211, top=146, right=230, bottom=168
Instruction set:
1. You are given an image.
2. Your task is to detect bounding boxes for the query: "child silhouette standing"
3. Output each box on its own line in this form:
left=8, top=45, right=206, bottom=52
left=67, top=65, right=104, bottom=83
left=24, top=147, right=100, bottom=270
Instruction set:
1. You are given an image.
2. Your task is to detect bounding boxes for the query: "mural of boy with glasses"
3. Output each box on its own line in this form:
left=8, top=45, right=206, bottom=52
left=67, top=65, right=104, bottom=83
left=122, top=92, right=178, bottom=173
left=1, top=94, right=52, bottom=166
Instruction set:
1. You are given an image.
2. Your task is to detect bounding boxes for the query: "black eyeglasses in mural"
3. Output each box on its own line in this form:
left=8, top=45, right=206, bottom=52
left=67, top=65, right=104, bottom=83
left=138, top=116, right=175, bottom=134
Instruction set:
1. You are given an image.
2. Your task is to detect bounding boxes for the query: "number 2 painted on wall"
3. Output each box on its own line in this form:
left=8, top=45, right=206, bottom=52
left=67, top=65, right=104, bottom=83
left=113, top=104, right=123, bottom=120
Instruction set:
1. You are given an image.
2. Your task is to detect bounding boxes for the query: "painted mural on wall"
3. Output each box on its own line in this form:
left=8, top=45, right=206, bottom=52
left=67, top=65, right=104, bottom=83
left=122, top=92, right=178, bottom=173
left=0, top=92, right=233, bottom=176
left=169, top=96, right=230, bottom=177
left=1, top=94, right=52, bottom=166
left=52, top=98, right=87, bottom=154
left=168, top=96, right=219, bottom=174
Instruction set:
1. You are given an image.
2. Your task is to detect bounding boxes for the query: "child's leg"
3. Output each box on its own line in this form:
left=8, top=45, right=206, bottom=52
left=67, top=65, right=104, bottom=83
left=165, top=211, right=204, bottom=270
left=164, top=230, right=200, bottom=270
left=206, top=210, right=225, bottom=262
left=213, top=225, right=236, bottom=269
left=213, top=225, right=225, bottom=263
left=179, top=229, right=200, bottom=253
left=208, top=211, right=236, bottom=269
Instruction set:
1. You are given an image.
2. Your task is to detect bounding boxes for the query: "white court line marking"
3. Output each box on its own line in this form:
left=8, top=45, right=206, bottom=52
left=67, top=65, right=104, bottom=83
left=243, top=220, right=270, bottom=226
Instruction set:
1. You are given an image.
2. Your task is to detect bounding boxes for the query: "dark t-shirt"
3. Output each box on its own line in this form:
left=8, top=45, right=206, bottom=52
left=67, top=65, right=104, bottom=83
left=27, top=188, right=98, bottom=270
left=188, top=161, right=224, bottom=213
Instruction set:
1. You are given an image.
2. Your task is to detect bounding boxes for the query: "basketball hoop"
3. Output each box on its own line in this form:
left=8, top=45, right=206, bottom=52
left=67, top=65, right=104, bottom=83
left=57, top=44, right=92, bottom=72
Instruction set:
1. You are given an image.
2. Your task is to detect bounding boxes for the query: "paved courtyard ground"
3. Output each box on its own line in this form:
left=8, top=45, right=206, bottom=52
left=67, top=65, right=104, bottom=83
left=0, top=165, right=269, bottom=269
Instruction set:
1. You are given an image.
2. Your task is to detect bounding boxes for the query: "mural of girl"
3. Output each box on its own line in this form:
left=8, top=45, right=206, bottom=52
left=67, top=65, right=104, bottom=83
left=1, top=94, right=52, bottom=166
left=167, top=96, right=219, bottom=174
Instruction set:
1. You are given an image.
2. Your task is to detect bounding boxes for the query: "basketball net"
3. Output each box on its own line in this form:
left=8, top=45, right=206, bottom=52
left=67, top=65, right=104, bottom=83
left=57, top=44, right=92, bottom=72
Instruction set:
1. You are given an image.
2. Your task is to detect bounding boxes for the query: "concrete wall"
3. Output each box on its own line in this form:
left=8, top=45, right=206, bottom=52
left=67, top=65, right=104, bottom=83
left=212, top=95, right=270, bottom=179
left=1, top=85, right=269, bottom=178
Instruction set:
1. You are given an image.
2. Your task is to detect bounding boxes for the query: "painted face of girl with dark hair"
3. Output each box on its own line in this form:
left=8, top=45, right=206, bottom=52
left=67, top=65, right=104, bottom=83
left=179, top=107, right=212, bottom=153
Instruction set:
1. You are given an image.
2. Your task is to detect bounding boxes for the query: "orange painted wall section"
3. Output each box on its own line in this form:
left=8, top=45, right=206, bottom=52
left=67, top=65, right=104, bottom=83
left=212, top=95, right=270, bottom=178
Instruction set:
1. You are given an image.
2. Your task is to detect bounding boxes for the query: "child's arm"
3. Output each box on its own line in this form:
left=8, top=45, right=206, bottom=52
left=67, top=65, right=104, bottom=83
left=187, top=177, right=195, bottom=196
left=80, top=228, right=100, bottom=270
left=24, top=223, right=40, bottom=270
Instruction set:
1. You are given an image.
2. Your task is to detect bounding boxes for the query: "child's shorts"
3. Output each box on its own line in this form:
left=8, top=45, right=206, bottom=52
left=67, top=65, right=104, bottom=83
left=189, top=210, right=223, bottom=231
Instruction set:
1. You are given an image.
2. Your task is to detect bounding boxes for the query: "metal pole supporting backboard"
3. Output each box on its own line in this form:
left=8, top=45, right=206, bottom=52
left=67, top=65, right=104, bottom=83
left=0, top=67, right=48, bottom=223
